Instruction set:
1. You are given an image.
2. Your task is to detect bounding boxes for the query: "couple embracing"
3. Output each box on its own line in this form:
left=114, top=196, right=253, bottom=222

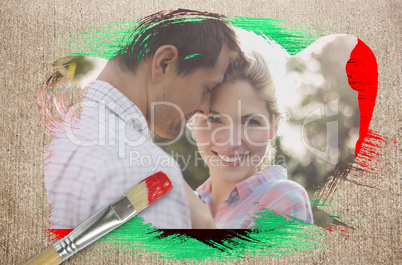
left=45, top=9, right=313, bottom=230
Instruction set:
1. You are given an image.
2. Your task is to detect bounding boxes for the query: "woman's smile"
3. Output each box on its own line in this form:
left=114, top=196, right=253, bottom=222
left=211, top=151, right=250, bottom=167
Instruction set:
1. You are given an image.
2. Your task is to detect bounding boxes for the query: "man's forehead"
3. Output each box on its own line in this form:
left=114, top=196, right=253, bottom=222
left=210, top=44, right=231, bottom=82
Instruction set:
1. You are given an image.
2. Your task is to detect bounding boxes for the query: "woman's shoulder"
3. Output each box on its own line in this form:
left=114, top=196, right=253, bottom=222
left=256, top=165, right=287, bottom=183
left=258, top=166, right=308, bottom=196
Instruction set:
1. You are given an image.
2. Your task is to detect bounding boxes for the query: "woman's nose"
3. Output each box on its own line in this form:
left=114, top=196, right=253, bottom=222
left=213, top=124, right=243, bottom=147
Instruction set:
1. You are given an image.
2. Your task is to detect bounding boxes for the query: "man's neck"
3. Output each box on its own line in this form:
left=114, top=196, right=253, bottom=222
left=96, top=60, right=149, bottom=118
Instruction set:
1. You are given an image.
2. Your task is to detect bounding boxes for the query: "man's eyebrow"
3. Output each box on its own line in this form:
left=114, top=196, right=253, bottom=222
left=209, top=82, right=222, bottom=90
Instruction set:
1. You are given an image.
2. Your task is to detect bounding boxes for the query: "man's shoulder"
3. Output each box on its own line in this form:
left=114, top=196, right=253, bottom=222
left=47, top=131, right=181, bottom=171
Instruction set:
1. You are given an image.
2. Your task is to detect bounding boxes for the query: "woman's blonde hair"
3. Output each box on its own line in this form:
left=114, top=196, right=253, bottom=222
left=224, top=50, right=282, bottom=170
left=225, top=50, right=282, bottom=124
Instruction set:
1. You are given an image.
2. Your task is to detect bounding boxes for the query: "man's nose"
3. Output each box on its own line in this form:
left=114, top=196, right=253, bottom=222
left=196, top=92, right=211, bottom=115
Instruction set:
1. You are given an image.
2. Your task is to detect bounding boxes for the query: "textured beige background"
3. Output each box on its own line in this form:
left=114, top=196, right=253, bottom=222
left=1, top=0, right=400, bottom=264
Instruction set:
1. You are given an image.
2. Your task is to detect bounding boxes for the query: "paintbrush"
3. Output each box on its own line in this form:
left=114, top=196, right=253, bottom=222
left=25, top=171, right=172, bottom=265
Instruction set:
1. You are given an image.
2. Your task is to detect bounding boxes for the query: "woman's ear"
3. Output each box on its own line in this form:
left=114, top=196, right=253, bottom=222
left=268, top=122, right=278, bottom=140
left=151, top=45, right=179, bottom=83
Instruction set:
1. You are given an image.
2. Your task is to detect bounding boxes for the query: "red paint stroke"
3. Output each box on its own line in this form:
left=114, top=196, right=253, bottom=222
left=355, top=129, right=388, bottom=170
left=47, top=229, right=73, bottom=243
left=346, top=38, right=378, bottom=158
left=141, top=171, right=173, bottom=205
left=317, top=39, right=382, bottom=206
left=325, top=227, right=351, bottom=237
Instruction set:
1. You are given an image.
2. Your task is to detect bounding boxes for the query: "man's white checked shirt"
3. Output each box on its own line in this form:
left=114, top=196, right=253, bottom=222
left=45, top=80, right=191, bottom=229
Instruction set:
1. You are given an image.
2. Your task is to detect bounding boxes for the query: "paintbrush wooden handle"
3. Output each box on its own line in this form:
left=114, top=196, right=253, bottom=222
left=25, top=172, right=171, bottom=264
left=25, top=246, right=62, bottom=265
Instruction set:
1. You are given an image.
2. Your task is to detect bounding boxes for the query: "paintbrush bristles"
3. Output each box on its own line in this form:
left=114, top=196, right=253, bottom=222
left=125, top=181, right=149, bottom=212
left=125, top=172, right=173, bottom=212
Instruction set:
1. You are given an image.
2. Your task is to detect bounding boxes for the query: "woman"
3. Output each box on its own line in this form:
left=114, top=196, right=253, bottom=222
left=190, top=50, right=313, bottom=229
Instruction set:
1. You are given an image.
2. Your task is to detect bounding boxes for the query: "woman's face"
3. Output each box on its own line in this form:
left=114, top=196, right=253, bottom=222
left=194, top=80, right=276, bottom=184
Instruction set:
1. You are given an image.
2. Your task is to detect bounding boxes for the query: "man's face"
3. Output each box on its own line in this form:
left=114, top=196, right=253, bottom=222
left=151, top=44, right=230, bottom=139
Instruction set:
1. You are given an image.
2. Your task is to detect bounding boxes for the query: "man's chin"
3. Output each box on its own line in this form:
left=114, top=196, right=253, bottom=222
left=154, top=132, right=180, bottom=140
left=153, top=126, right=184, bottom=140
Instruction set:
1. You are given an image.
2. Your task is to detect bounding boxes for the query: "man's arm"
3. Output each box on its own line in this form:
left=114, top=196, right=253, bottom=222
left=183, top=180, right=215, bottom=229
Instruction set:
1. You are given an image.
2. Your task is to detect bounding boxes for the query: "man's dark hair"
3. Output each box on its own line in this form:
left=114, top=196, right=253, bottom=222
left=113, top=9, right=241, bottom=75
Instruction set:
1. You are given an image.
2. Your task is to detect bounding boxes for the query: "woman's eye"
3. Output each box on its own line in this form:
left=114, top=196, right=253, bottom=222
left=206, top=116, right=221, bottom=123
left=245, top=119, right=260, bottom=126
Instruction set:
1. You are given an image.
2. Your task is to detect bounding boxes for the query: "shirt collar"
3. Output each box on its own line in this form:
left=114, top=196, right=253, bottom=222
left=197, top=166, right=287, bottom=201
left=84, top=80, right=150, bottom=139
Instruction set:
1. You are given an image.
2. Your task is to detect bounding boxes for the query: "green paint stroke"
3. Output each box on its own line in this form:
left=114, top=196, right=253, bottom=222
left=101, top=210, right=321, bottom=263
left=230, top=16, right=328, bottom=55
left=183, top=53, right=202, bottom=60
left=58, top=17, right=332, bottom=262
left=60, top=17, right=326, bottom=59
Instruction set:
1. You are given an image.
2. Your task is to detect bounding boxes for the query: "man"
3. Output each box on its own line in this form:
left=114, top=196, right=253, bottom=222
left=45, top=9, right=243, bottom=229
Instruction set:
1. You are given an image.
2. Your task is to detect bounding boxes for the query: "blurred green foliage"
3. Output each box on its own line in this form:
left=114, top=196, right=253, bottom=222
left=282, top=39, right=360, bottom=194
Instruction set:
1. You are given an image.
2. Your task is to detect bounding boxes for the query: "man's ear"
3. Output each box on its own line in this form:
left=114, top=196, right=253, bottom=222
left=151, top=45, right=179, bottom=83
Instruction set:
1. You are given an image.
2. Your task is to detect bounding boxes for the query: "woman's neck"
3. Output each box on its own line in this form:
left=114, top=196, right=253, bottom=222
left=208, top=168, right=259, bottom=217
left=209, top=175, right=237, bottom=217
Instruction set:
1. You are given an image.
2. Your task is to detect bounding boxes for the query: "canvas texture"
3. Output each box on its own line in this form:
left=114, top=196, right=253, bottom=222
left=0, top=0, right=400, bottom=264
